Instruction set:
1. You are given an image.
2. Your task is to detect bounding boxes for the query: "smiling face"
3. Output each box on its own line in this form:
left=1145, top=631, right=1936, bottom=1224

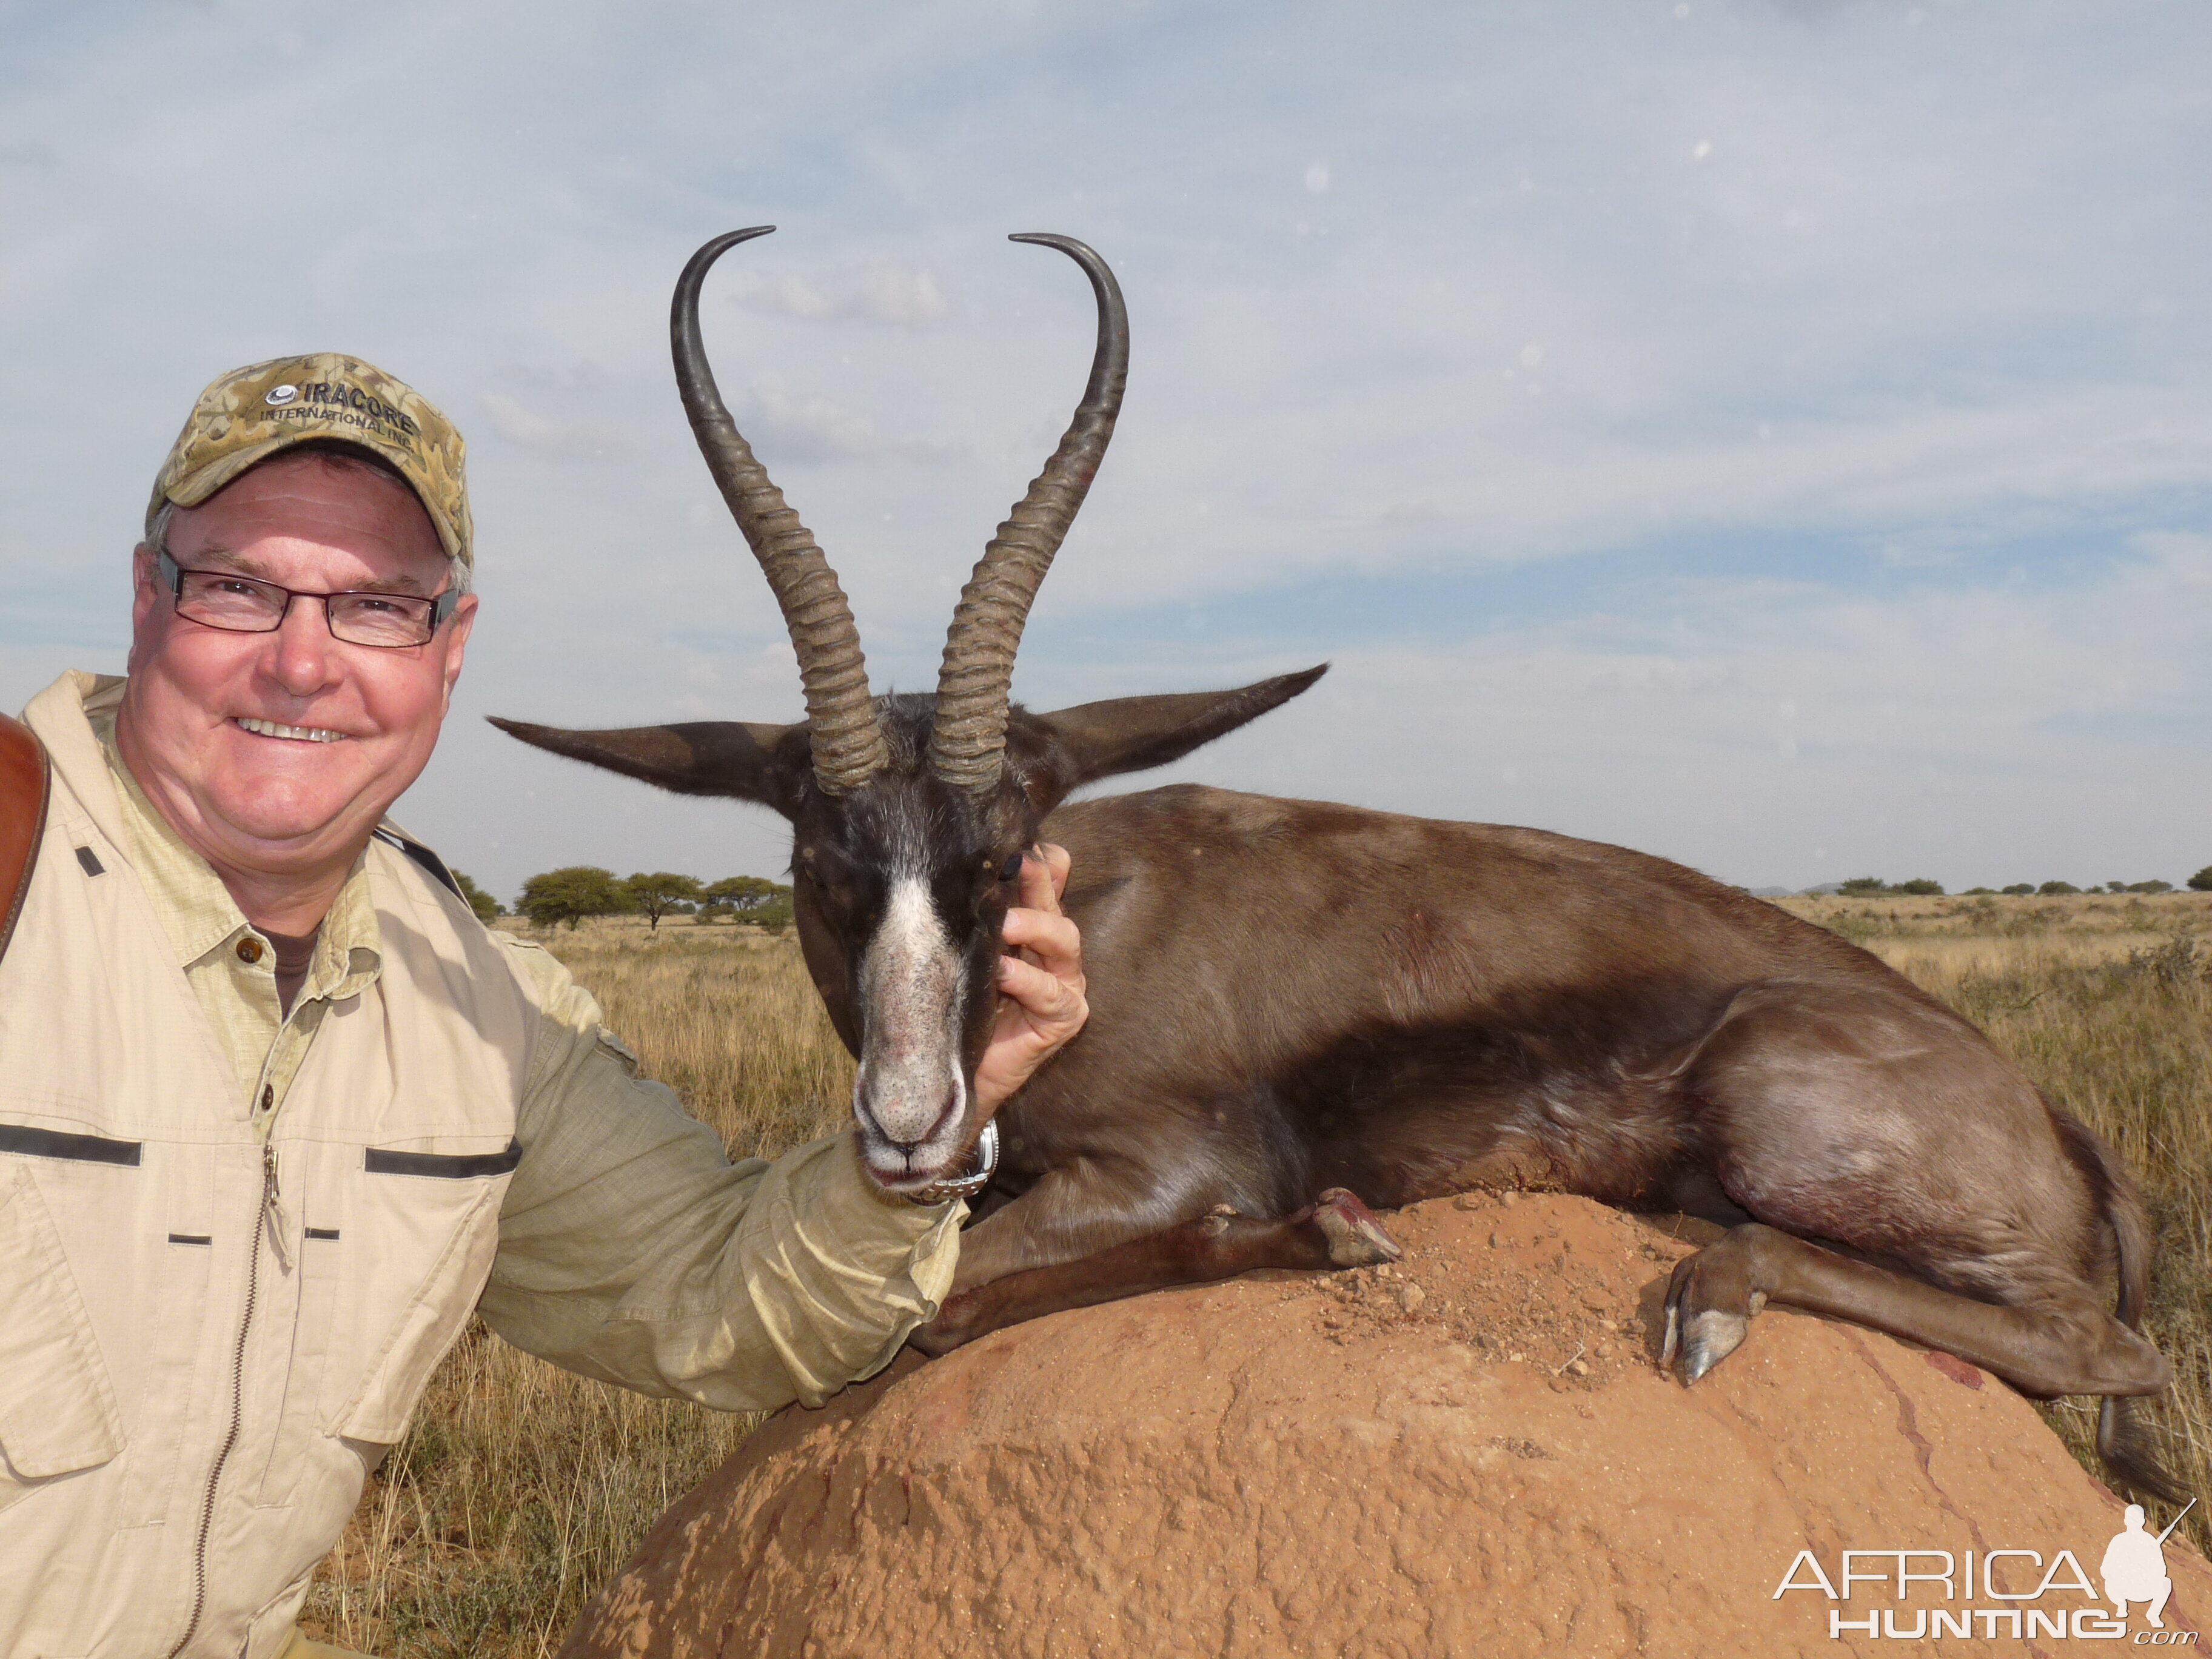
left=115, top=450, right=477, bottom=907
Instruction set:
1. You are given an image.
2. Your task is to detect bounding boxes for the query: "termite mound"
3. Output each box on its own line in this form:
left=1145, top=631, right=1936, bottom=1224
left=561, top=1193, right=2206, bottom=1659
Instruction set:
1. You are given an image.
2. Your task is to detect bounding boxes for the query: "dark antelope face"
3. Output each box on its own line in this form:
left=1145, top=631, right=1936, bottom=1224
left=492, top=226, right=1321, bottom=1192
left=494, top=675, right=1321, bottom=1190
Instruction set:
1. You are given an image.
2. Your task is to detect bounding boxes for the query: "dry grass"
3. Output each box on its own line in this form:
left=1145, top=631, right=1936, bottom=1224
left=303, top=900, right=2211, bottom=1654
left=1785, top=893, right=2211, bottom=1551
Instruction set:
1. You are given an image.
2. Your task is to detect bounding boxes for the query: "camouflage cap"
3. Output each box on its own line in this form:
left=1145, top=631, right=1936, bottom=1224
left=147, top=352, right=474, bottom=568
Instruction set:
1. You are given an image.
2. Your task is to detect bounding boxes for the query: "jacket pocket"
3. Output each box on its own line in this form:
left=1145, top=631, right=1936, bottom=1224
left=0, top=1161, right=125, bottom=1501
left=320, top=1173, right=505, bottom=1446
left=363, top=1138, right=521, bottom=1179
left=109, top=1225, right=215, bottom=1527
left=0, top=1123, right=142, bottom=1166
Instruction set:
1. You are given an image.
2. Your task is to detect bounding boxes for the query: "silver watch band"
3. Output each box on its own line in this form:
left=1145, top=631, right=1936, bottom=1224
left=905, top=1119, right=999, bottom=1206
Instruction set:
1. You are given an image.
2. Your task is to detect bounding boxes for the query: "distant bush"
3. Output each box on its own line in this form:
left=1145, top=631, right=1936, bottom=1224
left=1837, top=877, right=1889, bottom=897
left=1892, top=878, right=1945, bottom=896
left=2190, top=866, right=2212, bottom=893
left=2038, top=880, right=2082, bottom=897
left=702, top=876, right=796, bottom=936
left=452, top=870, right=503, bottom=925
left=1964, top=887, right=1996, bottom=896
left=2122, top=934, right=2205, bottom=987
left=518, top=866, right=634, bottom=930
left=2127, top=880, right=2174, bottom=895
left=702, top=875, right=783, bottom=914
left=2002, top=883, right=2035, bottom=896
left=622, top=872, right=703, bottom=932
left=1835, top=876, right=1943, bottom=897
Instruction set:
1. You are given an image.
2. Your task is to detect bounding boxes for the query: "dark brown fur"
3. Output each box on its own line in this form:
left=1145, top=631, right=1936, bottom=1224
left=495, top=674, right=2180, bottom=1499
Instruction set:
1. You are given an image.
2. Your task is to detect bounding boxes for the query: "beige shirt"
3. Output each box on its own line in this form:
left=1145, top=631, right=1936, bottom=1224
left=1, top=669, right=967, bottom=1657
left=72, top=673, right=964, bottom=1413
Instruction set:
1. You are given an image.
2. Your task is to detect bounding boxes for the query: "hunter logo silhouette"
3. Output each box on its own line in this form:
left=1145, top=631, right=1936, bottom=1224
left=2104, top=1500, right=2195, bottom=1630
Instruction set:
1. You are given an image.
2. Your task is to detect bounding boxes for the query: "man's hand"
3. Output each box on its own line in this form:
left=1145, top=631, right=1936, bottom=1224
left=972, top=843, right=1087, bottom=1118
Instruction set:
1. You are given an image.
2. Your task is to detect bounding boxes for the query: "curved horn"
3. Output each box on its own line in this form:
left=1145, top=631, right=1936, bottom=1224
left=674, top=227, right=887, bottom=795
left=928, top=233, right=1129, bottom=793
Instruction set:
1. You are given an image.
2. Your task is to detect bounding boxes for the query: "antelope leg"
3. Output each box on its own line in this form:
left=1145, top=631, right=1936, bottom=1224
left=911, top=1189, right=1401, bottom=1357
left=1663, top=1221, right=2171, bottom=1399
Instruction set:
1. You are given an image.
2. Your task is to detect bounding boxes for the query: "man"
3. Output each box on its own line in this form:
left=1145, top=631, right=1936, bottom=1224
left=0, top=355, right=1087, bottom=1658
left=2101, top=1504, right=2174, bottom=1629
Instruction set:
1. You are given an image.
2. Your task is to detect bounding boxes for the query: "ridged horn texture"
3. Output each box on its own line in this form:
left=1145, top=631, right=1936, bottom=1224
left=673, top=227, right=888, bottom=795
left=928, top=234, right=1130, bottom=793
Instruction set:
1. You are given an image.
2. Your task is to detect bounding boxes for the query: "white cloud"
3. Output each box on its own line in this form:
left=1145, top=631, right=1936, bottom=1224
left=5, top=0, right=2210, bottom=896
left=742, top=375, right=960, bottom=466
left=1078, top=535, right=2212, bottom=893
left=734, top=263, right=951, bottom=330
left=478, top=391, right=631, bottom=461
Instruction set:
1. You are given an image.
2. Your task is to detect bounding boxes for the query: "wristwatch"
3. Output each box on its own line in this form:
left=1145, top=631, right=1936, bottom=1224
left=905, top=1119, right=999, bottom=1207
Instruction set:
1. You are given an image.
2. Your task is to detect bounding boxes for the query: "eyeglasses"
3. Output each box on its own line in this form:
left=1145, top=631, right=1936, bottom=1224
left=157, top=550, right=459, bottom=648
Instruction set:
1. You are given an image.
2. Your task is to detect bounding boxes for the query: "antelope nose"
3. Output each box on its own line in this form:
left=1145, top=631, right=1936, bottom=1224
left=868, top=1087, right=961, bottom=1155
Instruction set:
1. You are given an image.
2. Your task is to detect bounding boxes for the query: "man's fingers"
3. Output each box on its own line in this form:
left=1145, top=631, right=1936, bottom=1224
left=973, top=843, right=1088, bottom=1118
left=995, top=952, right=1079, bottom=1021
left=1015, top=843, right=1067, bottom=914
left=1000, top=905, right=1080, bottom=971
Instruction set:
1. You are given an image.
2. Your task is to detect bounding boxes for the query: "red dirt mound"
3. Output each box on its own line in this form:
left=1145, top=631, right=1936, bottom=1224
left=562, top=1193, right=2208, bottom=1659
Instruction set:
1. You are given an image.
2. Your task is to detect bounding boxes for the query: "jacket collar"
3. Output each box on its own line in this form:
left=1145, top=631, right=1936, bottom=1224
left=25, top=670, right=132, bottom=862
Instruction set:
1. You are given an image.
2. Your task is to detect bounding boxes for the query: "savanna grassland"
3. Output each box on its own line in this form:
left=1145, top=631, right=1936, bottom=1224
left=303, top=894, right=2212, bottom=1655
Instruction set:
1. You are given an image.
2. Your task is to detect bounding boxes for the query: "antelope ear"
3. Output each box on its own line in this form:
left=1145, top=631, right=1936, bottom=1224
left=1022, top=665, right=1326, bottom=797
left=487, top=716, right=805, bottom=814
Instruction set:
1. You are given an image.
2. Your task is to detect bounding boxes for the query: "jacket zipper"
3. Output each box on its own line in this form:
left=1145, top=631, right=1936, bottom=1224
left=164, top=1137, right=278, bottom=1659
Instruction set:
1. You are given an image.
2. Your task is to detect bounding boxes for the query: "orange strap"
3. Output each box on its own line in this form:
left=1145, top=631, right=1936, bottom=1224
left=0, top=712, right=50, bottom=967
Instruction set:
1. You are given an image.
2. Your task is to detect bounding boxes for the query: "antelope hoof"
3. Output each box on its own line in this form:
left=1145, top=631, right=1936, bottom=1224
left=1661, top=1247, right=1764, bottom=1383
left=1313, top=1188, right=1403, bottom=1268
left=1677, top=1310, right=1749, bottom=1383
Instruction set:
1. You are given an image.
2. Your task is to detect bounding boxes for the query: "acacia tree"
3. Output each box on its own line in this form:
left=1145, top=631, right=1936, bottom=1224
left=2190, top=866, right=2212, bottom=893
left=1836, top=876, right=1943, bottom=897
left=704, top=876, right=794, bottom=935
left=702, top=875, right=782, bottom=916
left=451, top=871, right=503, bottom=925
left=517, top=866, right=632, bottom=930
left=623, top=872, right=704, bottom=931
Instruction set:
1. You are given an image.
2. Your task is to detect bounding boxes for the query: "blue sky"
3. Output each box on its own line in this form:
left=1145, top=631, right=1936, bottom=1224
left=5, top=1, right=2208, bottom=897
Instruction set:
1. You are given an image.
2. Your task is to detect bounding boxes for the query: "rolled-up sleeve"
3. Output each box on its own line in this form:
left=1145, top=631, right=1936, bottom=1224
left=478, top=938, right=964, bottom=1410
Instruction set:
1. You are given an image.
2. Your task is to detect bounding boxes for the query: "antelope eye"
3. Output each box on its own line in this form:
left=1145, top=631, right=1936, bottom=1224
left=997, top=853, right=1025, bottom=883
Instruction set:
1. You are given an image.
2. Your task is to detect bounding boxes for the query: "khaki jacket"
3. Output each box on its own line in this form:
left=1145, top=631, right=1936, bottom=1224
left=0, top=673, right=962, bottom=1658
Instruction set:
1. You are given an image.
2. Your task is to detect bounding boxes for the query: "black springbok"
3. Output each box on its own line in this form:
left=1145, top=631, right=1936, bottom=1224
left=495, top=228, right=2178, bottom=1499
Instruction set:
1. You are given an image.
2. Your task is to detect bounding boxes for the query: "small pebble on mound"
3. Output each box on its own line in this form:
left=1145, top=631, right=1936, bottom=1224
left=563, top=1193, right=2207, bottom=1659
